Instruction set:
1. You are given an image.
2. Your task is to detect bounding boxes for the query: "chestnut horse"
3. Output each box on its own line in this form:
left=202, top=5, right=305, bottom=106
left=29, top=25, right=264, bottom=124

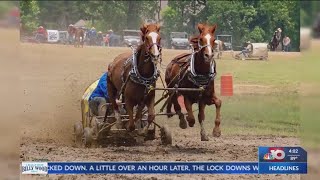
left=107, top=23, right=161, bottom=133
left=68, top=26, right=85, bottom=48
left=165, top=23, right=222, bottom=141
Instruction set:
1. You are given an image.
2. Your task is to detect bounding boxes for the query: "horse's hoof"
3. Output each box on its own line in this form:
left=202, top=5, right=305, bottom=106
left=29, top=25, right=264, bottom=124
left=126, top=123, right=135, bottom=132
left=167, top=114, right=174, bottom=118
left=179, top=114, right=187, bottom=129
left=212, top=127, right=221, bottom=137
left=188, top=121, right=195, bottom=127
left=201, top=134, right=209, bottom=141
left=115, top=120, right=123, bottom=129
left=139, top=128, right=148, bottom=136
left=186, top=116, right=195, bottom=127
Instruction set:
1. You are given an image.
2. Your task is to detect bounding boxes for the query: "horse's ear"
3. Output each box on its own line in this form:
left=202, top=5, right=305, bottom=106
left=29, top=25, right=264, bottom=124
left=140, top=24, right=148, bottom=41
left=197, top=23, right=205, bottom=33
left=140, top=24, right=148, bottom=35
left=156, top=24, right=160, bottom=32
left=210, top=24, right=218, bottom=33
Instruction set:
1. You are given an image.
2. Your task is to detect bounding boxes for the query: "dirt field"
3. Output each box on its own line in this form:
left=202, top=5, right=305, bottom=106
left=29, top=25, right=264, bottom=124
left=19, top=43, right=302, bottom=180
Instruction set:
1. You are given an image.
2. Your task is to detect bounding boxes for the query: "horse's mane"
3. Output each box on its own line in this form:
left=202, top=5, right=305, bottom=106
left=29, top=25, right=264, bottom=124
left=189, top=35, right=200, bottom=51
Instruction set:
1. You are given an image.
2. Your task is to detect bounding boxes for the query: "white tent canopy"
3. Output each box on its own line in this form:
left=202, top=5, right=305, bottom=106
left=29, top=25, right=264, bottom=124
left=74, top=19, right=86, bottom=28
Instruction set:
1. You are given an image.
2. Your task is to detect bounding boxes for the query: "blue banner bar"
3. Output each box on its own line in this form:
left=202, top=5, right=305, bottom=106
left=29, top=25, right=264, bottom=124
left=47, top=162, right=259, bottom=174
left=259, top=162, right=307, bottom=174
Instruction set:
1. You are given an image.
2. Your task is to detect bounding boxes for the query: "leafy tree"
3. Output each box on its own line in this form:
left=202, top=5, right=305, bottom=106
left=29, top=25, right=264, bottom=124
left=246, top=26, right=265, bottom=42
left=207, top=1, right=257, bottom=46
left=20, top=0, right=40, bottom=34
left=161, top=6, right=179, bottom=40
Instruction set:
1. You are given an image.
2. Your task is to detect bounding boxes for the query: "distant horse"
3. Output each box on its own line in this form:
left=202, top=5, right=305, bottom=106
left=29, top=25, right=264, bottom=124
left=107, top=23, right=162, bottom=132
left=269, top=30, right=281, bottom=51
left=68, top=26, right=85, bottom=48
left=165, top=23, right=222, bottom=141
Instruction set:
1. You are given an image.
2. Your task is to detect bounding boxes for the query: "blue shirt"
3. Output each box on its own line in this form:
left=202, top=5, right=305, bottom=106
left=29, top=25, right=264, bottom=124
left=89, top=73, right=108, bottom=100
left=89, top=30, right=97, bottom=38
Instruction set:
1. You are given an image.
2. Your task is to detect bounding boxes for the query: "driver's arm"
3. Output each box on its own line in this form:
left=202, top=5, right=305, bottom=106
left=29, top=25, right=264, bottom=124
left=246, top=44, right=252, bottom=51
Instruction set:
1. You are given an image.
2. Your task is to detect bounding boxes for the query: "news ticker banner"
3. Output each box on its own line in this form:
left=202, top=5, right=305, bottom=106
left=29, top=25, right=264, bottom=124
left=21, top=146, right=307, bottom=175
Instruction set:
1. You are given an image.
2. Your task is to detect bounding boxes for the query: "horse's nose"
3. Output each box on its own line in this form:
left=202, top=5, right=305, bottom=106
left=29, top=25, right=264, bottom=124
left=204, top=53, right=213, bottom=60
left=152, top=53, right=160, bottom=60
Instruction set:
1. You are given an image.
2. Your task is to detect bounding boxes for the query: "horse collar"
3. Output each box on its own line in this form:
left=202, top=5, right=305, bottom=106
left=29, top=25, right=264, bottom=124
left=187, top=52, right=216, bottom=87
left=129, top=51, right=159, bottom=88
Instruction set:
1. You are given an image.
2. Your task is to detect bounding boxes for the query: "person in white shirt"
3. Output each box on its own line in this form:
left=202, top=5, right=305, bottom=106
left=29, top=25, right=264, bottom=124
left=282, top=35, right=291, bottom=52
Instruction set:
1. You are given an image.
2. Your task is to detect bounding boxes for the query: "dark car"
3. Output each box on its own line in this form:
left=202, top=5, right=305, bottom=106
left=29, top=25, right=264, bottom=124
left=122, top=30, right=141, bottom=47
left=170, top=32, right=189, bottom=49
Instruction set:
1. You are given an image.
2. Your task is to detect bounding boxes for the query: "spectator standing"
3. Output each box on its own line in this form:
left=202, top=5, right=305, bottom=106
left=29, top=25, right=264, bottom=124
left=282, top=35, right=291, bottom=52
left=97, top=31, right=104, bottom=46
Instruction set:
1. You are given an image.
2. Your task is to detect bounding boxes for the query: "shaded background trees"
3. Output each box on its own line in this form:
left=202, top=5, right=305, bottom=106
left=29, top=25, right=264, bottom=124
left=162, top=0, right=300, bottom=51
left=20, top=0, right=301, bottom=51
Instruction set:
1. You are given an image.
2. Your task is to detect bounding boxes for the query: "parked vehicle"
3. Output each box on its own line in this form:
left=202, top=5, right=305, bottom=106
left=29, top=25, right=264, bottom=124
left=217, top=35, right=233, bottom=50
left=122, top=30, right=141, bottom=47
left=170, top=32, right=189, bottom=49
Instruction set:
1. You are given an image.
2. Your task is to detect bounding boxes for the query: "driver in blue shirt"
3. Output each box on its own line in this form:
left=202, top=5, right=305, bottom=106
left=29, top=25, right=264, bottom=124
left=89, top=72, right=112, bottom=116
left=89, top=72, right=127, bottom=120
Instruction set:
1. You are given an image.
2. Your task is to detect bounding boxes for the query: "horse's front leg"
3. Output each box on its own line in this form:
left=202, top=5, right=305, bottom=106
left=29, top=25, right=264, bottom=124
left=184, top=96, right=195, bottom=127
left=134, top=103, right=145, bottom=133
left=125, top=100, right=135, bottom=132
left=172, top=94, right=187, bottom=129
left=143, top=93, right=155, bottom=135
left=212, top=94, right=222, bottom=137
left=107, top=78, right=122, bottom=128
left=198, top=100, right=209, bottom=141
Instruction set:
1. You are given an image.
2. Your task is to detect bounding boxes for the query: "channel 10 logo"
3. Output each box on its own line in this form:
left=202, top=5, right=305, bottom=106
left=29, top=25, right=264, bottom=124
left=263, top=147, right=285, bottom=162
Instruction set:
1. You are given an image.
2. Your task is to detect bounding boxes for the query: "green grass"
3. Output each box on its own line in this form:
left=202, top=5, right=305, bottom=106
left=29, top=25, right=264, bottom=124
left=299, top=48, right=320, bottom=148
left=215, top=59, right=300, bottom=87
left=206, top=92, right=299, bottom=137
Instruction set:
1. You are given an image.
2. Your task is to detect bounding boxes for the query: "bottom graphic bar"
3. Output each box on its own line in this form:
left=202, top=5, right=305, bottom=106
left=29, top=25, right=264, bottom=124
left=21, top=162, right=308, bottom=174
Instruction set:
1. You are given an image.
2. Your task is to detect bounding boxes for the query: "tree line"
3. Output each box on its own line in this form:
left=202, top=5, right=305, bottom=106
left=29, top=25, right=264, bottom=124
left=162, top=0, right=300, bottom=51
left=301, top=1, right=320, bottom=28
left=20, top=0, right=300, bottom=51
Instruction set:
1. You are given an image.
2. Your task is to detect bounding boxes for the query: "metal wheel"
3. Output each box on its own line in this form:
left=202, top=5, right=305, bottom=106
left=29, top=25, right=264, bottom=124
left=83, top=127, right=93, bottom=148
left=160, top=125, right=172, bottom=145
left=74, top=121, right=83, bottom=147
